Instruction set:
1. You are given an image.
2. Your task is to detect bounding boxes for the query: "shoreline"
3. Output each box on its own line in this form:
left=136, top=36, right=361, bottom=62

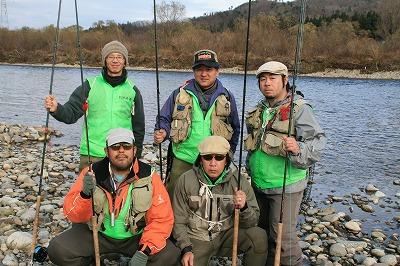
left=0, top=123, right=399, bottom=265
left=2, top=62, right=400, bottom=80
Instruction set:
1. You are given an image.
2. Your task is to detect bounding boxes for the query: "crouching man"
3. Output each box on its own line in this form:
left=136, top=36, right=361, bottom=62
left=47, top=128, right=180, bottom=266
left=172, top=136, right=268, bottom=266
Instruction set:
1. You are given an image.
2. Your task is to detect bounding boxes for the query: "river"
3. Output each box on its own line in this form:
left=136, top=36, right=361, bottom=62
left=1, top=64, right=399, bottom=237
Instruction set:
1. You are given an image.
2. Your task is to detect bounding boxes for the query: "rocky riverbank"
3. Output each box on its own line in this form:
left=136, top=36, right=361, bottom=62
left=0, top=122, right=399, bottom=266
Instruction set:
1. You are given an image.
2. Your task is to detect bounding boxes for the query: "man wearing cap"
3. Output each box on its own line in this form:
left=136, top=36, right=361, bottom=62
left=47, top=128, right=180, bottom=266
left=172, top=135, right=267, bottom=266
left=154, top=49, right=240, bottom=197
left=245, top=61, right=327, bottom=265
left=44, top=40, right=145, bottom=171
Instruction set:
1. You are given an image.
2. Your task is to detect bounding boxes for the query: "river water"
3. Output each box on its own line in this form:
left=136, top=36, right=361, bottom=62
left=1, top=64, right=399, bottom=236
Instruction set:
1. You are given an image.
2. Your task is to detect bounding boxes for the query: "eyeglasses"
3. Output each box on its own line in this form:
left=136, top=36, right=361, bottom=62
left=106, top=55, right=124, bottom=62
left=109, top=143, right=133, bottom=151
left=202, top=154, right=226, bottom=161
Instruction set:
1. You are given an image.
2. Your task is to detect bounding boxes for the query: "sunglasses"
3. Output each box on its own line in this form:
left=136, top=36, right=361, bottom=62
left=109, top=143, right=133, bottom=151
left=202, top=154, right=226, bottom=161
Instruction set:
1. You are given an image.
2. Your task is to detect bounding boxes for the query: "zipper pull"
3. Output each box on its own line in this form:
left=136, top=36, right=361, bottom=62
left=111, top=208, right=115, bottom=227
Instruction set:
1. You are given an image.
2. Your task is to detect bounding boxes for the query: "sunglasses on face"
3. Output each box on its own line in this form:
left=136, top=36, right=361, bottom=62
left=109, top=143, right=133, bottom=151
left=202, top=154, right=226, bottom=161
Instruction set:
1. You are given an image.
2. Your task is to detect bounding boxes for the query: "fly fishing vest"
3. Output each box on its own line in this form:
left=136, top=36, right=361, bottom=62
left=170, top=87, right=233, bottom=163
left=245, top=99, right=306, bottom=157
left=88, top=174, right=153, bottom=239
left=81, top=76, right=136, bottom=157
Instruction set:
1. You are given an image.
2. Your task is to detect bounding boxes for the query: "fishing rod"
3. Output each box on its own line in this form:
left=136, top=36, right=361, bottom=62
left=274, top=0, right=307, bottom=265
left=232, top=0, right=252, bottom=265
left=30, top=1, right=63, bottom=264
left=73, top=0, right=100, bottom=265
left=153, top=0, right=163, bottom=181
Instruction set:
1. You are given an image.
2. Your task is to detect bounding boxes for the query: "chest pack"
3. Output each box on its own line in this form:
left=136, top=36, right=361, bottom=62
left=244, top=99, right=306, bottom=157
left=170, top=86, right=233, bottom=144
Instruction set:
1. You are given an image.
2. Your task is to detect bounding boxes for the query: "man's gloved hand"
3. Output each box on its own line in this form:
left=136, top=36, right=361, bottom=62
left=82, top=172, right=95, bottom=196
left=129, top=250, right=148, bottom=266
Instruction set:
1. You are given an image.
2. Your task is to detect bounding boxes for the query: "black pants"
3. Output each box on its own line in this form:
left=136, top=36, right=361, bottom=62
left=47, top=223, right=180, bottom=266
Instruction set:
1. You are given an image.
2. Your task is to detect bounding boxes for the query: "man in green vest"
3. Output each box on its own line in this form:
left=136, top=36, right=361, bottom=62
left=245, top=61, right=327, bottom=265
left=153, top=49, right=241, bottom=198
left=44, top=40, right=145, bottom=171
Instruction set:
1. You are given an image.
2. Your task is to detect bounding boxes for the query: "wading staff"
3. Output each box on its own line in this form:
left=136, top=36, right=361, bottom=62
left=30, top=1, right=63, bottom=265
left=232, top=0, right=252, bottom=265
left=73, top=1, right=100, bottom=265
left=153, top=0, right=163, bottom=181
left=274, top=0, right=307, bottom=265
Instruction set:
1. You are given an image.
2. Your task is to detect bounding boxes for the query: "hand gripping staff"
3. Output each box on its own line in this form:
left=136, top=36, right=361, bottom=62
left=153, top=0, right=163, bottom=181
left=73, top=0, right=100, bottom=265
left=29, top=1, right=62, bottom=264
left=232, top=0, right=252, bottom=265
left=274, top=0, right=307, bottom=265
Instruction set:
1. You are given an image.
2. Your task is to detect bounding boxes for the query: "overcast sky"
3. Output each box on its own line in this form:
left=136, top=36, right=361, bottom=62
left=5, top=0, right=252, bottom=30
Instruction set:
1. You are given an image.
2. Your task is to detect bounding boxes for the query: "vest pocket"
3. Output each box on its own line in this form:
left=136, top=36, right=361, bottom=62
left=127, top=178, right=153, bottom=234
left=244, top=133, right=257, bottom=151
left=211, top=119, right=233, bottom=141
left=245, top=106, right=262, bottom=129
left=260, top=133, right=286, bottom=157
left=215, top=95, right=231, bottom=117
left=170, top=118, right=191, bottom=143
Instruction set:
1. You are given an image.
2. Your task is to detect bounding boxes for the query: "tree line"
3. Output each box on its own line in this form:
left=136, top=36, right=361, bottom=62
left=0, top=0, right=399, bottom=73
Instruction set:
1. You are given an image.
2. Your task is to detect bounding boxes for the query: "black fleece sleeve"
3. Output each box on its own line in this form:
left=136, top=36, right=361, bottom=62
left=51, top=80, right=90, bottom=124
left=132, top=86, right=145, bottom=158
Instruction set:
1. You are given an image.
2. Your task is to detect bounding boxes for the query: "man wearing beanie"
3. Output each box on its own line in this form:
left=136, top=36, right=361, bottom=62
left=172, top=136, right=268, bottom=266
left=154, top=49, right=240, bottom=198
left=44, top=40, right=145, bottom=171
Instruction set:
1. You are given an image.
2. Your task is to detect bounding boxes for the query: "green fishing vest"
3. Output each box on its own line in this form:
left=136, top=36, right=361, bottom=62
left=80, top=75, right=136, bottom=157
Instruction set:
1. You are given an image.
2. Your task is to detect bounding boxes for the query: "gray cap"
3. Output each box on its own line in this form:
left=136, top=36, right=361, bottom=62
left=198, top=136, right=230, bottom=155
left=256, top=61, right=288, bottom=78
left=106, top=128, right=134, bottom=147
left=192, top=50, right=220, bottom=69
left=101, top=40, right=129, bottom=66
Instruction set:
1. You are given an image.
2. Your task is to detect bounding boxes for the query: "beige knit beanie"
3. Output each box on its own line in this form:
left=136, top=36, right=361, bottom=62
left=101, top=40, right=129, bottom=66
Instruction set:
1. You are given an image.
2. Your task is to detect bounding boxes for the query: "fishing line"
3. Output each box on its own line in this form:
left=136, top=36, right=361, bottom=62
left=274, top=0, right=307, bottom=265
left=30, top=1, right=62, bottom=264
left=73, top=0, right=100, bottom=265
left=232, top=0, right=252, bottom=265
left=153, top=0, right=163, bottom=181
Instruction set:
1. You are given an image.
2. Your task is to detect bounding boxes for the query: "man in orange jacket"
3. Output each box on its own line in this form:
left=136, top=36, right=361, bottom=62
left=47, top=128, right=179, bottom=266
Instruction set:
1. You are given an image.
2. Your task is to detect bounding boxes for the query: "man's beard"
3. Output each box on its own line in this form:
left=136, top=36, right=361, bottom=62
left=111, top=156, right=133, bottom=172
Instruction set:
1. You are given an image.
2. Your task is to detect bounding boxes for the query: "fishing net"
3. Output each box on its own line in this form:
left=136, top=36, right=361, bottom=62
left=300, top=164, right=315, bottom=213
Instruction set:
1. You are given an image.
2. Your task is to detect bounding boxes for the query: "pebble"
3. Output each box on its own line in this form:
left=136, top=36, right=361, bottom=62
left=1, top=122, right=400, bottom=265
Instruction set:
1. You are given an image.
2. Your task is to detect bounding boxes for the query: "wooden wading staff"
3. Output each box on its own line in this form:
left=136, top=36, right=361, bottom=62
left=232, top=0, right=252, bottom=265
left=274, top=0, right=307, bottom=265
left=30, top=1, right=62, bottom=264
left=153, top=0, right=163, bottom=181
left=73, top=0, right=100, bottom=264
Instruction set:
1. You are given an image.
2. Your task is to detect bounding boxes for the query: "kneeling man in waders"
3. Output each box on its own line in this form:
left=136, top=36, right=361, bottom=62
left=172, top=136, right=268, bottom=266
left=47, top=128, right=179, bottom=266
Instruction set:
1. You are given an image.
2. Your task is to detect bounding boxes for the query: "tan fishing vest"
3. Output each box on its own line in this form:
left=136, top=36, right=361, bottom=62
left=170, top=88, right=233, bottom=143
left=244, top=99, right=306, bottom=157
left=88, top=175, right=153, bottom=234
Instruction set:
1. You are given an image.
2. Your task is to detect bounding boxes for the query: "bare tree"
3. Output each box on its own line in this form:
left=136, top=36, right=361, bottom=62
left=155, top=1, right=186, bottom=48
left=156, top=1, right=186, bottom=23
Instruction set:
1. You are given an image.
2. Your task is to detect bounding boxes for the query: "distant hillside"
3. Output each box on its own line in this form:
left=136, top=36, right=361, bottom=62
left=191, top=0, right=379, bottom=31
